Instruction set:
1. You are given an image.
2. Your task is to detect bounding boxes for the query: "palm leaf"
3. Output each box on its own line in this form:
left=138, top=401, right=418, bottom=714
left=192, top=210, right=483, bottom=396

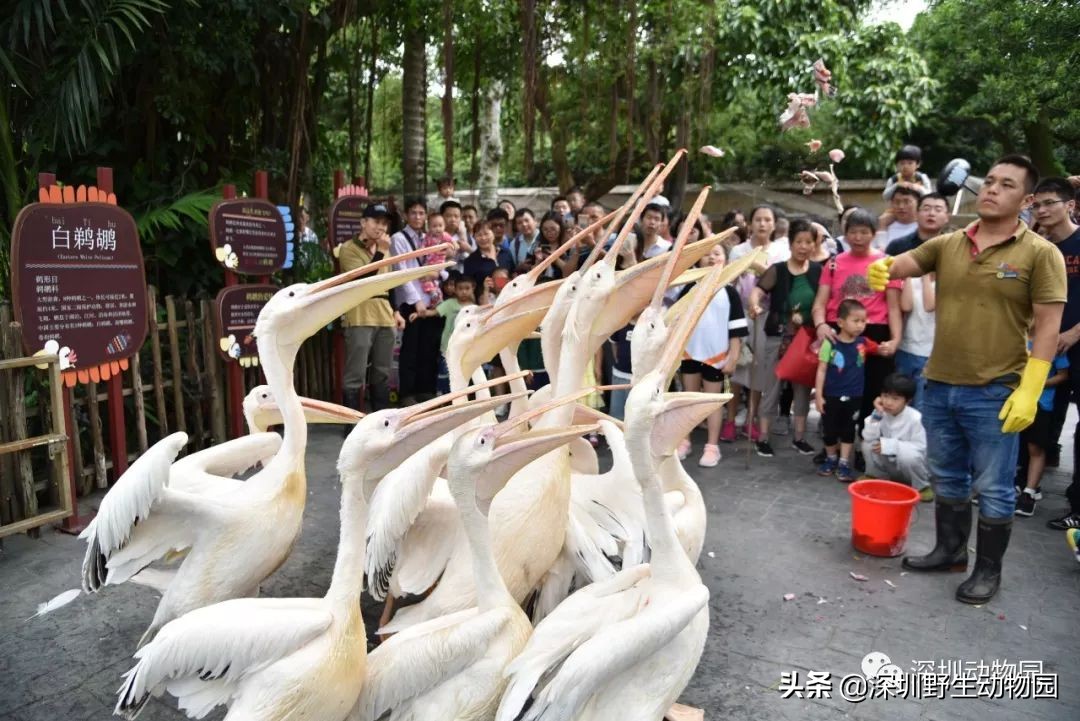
left=135, top=190, right=218, bottom=240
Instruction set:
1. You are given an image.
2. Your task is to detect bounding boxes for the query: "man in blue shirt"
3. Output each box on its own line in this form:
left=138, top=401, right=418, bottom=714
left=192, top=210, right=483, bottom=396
left=1035, top=178, right=1080, bottom=530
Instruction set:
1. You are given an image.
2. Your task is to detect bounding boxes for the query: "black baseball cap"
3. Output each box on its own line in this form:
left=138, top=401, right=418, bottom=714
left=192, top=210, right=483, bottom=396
left=363, top=203, right=390, bottom=219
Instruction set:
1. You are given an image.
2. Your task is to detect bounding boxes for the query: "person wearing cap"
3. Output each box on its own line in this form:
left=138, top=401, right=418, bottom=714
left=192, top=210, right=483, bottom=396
left=867, top=154, right=1066, bottom=605
left=338, top=203, right=405, bottom=412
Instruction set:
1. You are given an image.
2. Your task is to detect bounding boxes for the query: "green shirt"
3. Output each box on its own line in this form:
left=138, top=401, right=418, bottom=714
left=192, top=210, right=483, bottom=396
left=908, top=221, right=1066, bottom=386
left=787, top=273, right=816, bottom=326
left=437, top=298, right=467, bottom=354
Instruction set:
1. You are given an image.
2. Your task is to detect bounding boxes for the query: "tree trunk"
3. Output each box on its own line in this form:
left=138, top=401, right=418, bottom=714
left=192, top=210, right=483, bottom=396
left=668, top=97, right=691, bottom=210
left=645, top=57, right=660, bottom=165
left=1023, top=113, right=1063, bottom=176
left=347, top=23, right=359, bottom=179
left=402, top=17, right=427, bottom=199
left=441, top=0, right=455, bottom=176
left=536, top=71, right=573, bottom=192
left=478, top=80, right=504, bottom=210
left=519, top=0, right=538, bottom=180
left=623, top=0, right=638, bottom=182
left=469, top=47, right=481, bottom=186
left=364, top=19, right=378, bottom=186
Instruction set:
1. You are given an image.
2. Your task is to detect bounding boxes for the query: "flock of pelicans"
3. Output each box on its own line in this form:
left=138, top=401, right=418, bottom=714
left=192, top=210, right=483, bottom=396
left=77, top=153, right=763, bottom=721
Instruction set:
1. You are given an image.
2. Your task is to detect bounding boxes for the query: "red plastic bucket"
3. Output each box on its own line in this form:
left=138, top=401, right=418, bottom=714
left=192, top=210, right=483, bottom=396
left=848, top=479, right=921, bottom=557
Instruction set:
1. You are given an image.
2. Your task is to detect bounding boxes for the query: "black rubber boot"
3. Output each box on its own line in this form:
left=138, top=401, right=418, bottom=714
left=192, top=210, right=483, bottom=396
left=342, top=389, right=362, bottom=435
left=955, top=516, right=1011, bottom=605
left=902, top=497, right=971, bottom=572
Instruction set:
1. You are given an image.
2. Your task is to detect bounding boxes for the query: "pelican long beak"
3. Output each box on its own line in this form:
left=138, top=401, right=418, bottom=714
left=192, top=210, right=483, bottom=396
left=524, top=208, right=622, bottom=284
left=476, top=424, right=599, bottom=515
left=492, top=385, right=619, bottom=436
left=402, top=371, right=531, bottom=418
left=454, top=300, right=552, bottom=379
left=587, top=232, right=729, bottom=342
left=604, top=150, right=686, bottom=264
left=647, top=186, right=710, bottom=310
left=653, top=259, right=735, bottom=385
left=256, top=397, right=363, bottom=429
left=571, top=404, right=626, bottom=431
left=652, top=392, right=732, bottom=457
left=665, top=246, right=766, bottom=328
left=289, top=252, right=455, bottom=342
left=580, top=164, right=664, bottom=273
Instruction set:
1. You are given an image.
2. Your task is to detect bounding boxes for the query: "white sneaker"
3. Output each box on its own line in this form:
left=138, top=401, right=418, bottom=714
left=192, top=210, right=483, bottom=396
left=734, top=407, right=747, bottom=426
left=699, top=444, right=721, bottom=467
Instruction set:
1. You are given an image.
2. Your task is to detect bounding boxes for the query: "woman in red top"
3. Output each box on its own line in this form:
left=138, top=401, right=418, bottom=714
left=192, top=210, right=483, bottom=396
left=811, top=208, right=903, bottom=445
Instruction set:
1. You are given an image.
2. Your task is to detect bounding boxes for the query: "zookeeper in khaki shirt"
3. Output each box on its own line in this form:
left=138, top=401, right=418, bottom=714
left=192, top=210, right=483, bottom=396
left=338, top=203, right=405, bottom=412
left=867, top=155, right=1066, bottom=607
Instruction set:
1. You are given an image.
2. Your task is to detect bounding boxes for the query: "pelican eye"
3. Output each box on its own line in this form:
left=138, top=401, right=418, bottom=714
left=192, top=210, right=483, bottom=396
left=479, top=437, right=486, bottom=445
left=383, top=419, right=390, bottom=428
left=288, top=291, right=295, bottom=297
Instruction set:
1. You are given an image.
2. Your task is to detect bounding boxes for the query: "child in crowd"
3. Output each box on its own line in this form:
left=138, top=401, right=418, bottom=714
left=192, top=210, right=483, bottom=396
left=608, top=314, right=636, bottom=421
left=1015, top=337, right=1070, bottom=517
left=860, top=373, right=932, bottom=501
left=882, top=144, right=932, bottom=200
left=815, top=299, right=878, bottom=482
left=677, top=242, right=747, bottom=467
left=435, top=275, right=475, bottom=394
left=420, top=212, right=451, bottom=302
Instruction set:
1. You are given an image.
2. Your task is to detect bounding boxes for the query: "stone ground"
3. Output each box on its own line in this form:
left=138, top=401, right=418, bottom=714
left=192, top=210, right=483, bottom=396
left=1, top=419, right=1078, bottom=721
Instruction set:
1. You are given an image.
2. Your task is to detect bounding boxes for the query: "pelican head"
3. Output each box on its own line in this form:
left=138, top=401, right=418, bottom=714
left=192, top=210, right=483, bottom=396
left=625, top=258, right=735, bottom=459
left=448, top=293, right=551, bottom=382
left=254, top=245, right=454, bottom=354
left=242, top=385, right=363, bottom=433
left=448, top=388, right=600, bottom=515
left=338, top=373, right=529, bottom=497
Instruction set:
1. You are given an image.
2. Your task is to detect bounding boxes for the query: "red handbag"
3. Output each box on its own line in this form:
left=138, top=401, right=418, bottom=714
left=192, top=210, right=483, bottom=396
left=775, top=326, right=818, bottom=387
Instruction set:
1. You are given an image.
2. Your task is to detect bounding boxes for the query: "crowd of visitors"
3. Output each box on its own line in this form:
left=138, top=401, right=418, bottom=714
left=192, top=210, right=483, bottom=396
left=330, top=151, right=1080, bottom=601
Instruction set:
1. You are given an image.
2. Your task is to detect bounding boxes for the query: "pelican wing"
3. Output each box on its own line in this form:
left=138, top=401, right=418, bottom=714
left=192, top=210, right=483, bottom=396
left=388, top=484, right=463, bottom=597
left=519, top=585, right=709, bottom=721
left=115, top=597, right=330, bottom=720
left=80, top=433, right=197, bottom=591
left=365, top=442, right=450, bottom=600
left=352, top=607, right=515, bottom=721
left=172, top=432, right=282, bottom=491
left=496, top=564, right=651, bottom=721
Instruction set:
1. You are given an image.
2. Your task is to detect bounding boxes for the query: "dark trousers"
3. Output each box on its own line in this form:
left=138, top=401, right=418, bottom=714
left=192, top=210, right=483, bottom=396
left=860, top=323, right=895, bottom=430
left=397, top=304, right=443, bottom=401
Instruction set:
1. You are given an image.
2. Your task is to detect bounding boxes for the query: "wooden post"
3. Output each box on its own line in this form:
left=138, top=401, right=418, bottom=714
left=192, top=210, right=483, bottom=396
left=86, top=380, right=107, bottom=489
left=165, top=296, right=187, bottom=439
left=0, top=307, right=16, bottom=525
left=221, top=183, right=245, bottom=439
left=3, top=321, right=36, bottom=518
left=202, top=299, right=227, bottom=443
left=147, top=286, right=168, bottom=436
left=98, top=167, right=129, bottom=479
left=184, top=300, right=206, bottom=450
left=331, top=170, right=345, bottom=405
left=131, top=349, right=148, bottom=453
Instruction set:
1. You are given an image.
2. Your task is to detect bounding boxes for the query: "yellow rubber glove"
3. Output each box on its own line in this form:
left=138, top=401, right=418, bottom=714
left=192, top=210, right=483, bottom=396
left=866, top=256, right=895, bottom=291
left=999, top=357, right=1051, bottom=433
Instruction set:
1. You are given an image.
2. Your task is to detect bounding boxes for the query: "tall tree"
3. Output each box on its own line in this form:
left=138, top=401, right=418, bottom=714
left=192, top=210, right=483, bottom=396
left=441, top=0, right=455, bottom=176
left=401, top=11, right=427, bottom=198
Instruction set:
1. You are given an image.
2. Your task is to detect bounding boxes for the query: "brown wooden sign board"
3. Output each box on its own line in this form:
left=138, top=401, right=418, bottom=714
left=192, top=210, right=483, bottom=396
left=328, top=195, right=369, bottom=250
left=209, top=198, right=287, bottom=275
left=214, top=284, right=276, bottom=365
left=11, top=202, right=148, bottom=377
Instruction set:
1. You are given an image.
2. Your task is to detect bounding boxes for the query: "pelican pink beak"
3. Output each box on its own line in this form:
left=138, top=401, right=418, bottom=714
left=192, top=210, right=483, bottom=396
left=287, top=243, right=456, bottom=342
left=453, top=297, right=553, bottom=379
left=652, top=392, right=732, bottom=457
left=255, top=397, right=363, bottom=430
left=603, top=150, right=686, bottom=265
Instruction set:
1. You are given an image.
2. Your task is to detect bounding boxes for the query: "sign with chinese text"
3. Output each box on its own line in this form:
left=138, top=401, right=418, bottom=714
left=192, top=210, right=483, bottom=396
left=11, top=200, right=147, bottom=383
left=214, top=284, right=276, bottom=366
left=209, top=199, right=287, bottom=275
left=329, top=195, right=368, bottom=250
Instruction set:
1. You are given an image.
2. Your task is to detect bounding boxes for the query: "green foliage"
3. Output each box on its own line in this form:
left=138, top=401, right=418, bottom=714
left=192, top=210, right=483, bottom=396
left=908, top=0, right=1080, bottom=174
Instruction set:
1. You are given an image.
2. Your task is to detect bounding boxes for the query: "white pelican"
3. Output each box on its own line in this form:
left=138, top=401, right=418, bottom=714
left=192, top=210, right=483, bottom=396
left=353, top=392, right=597, bottom=721
left=496, top=260, right=733, bottom=721
left=113, top=389, right=507, bottom=721
left=81, top=246, right=451, bottom=644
